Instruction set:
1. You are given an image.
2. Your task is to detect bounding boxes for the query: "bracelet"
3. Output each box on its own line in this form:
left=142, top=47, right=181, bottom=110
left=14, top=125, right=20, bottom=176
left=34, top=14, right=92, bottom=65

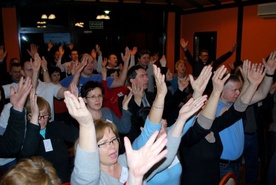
left=266, top=73, right=274, bottom=77
left=152, top=104, right=164, bottom=109
left=42, top=68, right=48, bottom=72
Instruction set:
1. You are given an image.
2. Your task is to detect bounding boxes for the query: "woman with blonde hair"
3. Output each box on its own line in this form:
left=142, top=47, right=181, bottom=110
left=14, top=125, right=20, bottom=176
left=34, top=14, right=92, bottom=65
left=0, top=156, right=61, bottom=185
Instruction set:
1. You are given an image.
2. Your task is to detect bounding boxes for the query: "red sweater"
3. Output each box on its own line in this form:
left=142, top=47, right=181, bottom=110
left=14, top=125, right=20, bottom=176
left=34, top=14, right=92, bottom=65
left=102, top=80, right=129, bottom=118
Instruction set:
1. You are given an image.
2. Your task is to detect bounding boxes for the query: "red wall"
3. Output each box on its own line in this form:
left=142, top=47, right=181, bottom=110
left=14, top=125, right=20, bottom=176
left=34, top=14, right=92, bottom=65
left=181, top=8, right=238, bottom=74
left=166, top=12, right=176, bottom=72
left=242, top=5, right=276, bottom=62
left=2, top=8, right=20, bottom=71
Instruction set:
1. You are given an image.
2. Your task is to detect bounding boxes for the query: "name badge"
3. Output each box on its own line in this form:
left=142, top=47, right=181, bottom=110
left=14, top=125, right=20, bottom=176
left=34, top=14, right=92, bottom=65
left=117, top=92, right=124, bottom=97
left=43, top=139, right=53, bottom=152
left=120, top=167, right=128, bottom=183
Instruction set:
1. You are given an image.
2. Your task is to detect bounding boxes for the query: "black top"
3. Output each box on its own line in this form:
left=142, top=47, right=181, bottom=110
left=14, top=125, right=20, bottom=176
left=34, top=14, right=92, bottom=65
left=179, top=105, right=244, bottom=185
left=19, top=121, right=78, bottom=183
left=0, top=108, right=25, bottom=157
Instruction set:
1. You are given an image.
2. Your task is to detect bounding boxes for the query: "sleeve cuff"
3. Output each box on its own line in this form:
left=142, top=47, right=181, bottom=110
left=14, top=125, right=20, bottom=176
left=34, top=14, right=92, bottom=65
left=197, top=114, right=213, bottom=130
left=234, top=97, right=248, bottom=112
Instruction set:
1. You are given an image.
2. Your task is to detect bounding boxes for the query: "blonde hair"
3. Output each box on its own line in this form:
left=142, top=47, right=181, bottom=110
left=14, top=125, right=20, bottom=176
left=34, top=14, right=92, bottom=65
left=0, top=156, right=61, bottom=185
left=25, top=96, right=51, bottom=117
left=73, top=119, right=120, bottom=154
left=175, top=60, right=186, bottom=71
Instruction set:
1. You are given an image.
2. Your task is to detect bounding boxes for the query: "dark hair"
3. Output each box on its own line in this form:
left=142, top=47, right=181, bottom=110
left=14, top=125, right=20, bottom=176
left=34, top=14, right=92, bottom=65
left=49, top=67, right=61, bottom=76
left=107, top=68, right=120, bottom=77
left=137, top=50, right=151, bottom=59
left=200, top=49, right=209, bottom=55
left=225, top=74, right=241, bottom=86
left=80, top=81, right=104, bottom=98
left=9, top=58, right=20, bottom=68
left=9, top=62, right=21, bottom=71
left=126, top=65, right=145, bottom=85
left=21, top=60, right=30, bottom=70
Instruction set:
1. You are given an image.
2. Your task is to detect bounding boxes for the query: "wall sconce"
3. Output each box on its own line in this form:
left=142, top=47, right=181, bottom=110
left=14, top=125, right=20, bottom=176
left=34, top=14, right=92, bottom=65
left=41, top=14, right=56, bottom=19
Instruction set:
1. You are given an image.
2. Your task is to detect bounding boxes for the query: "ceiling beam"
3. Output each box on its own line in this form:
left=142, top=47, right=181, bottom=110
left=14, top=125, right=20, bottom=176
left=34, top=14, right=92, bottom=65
left=207, top=0, right=221, bottom=6
left=185, top=0, right=203, bottom=9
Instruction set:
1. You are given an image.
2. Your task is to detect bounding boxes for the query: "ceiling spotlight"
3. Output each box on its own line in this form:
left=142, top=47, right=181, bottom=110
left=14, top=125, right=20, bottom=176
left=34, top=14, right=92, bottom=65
left=104, top=10, right=110, bottom=14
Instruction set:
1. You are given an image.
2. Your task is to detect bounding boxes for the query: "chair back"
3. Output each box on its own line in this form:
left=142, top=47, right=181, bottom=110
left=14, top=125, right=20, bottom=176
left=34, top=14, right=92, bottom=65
left=219, top=172, right=237, bottom=185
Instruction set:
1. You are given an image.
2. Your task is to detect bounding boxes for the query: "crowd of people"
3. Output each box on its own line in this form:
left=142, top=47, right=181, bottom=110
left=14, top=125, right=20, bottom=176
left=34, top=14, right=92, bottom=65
left=0, top=39, right=275, bottom=185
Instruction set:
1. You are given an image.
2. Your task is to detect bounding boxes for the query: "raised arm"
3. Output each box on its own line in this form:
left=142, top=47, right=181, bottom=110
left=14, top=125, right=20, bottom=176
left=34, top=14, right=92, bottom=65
left=169, top=95, right=207, bottom=137
left=198, top=65, right=230, bottom=129
left=41, top=56, right=51, bottom=83
left=125, top=131, right=168, bottom=185
left=64, top=91, right=97, bottom=151
left=110, top=47, right=130, bottom=88
left=0, top=77, right=32, bottom=157
left=180, top=38, right=195, bottom=64
left=190, top=65, right=212, bottom=99
left=148, top=64, right=167, bottom=124
left=129, top=46, right=138, bottom=69
left=250, top=51, right=276, bottom=104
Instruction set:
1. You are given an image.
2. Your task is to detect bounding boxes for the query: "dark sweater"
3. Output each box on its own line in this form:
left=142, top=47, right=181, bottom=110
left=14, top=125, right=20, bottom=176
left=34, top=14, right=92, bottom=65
left=0, top=108, right=25, bottom=157
left=19, top=121, right=78, bottom=183
left=179, top=105, right=244, bottom=185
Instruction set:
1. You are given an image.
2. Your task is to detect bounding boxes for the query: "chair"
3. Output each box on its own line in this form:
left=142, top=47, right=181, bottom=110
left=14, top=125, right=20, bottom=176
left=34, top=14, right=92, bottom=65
left=219, top=172, right=237, bottom=185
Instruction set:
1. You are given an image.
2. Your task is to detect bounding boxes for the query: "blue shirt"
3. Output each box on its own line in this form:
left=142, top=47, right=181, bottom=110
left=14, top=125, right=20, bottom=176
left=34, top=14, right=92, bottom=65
left=216, top=100, right=244, bottom=160
left=60, top=74, right=114, bottom=93
left=132, top=116, right=196, bottom=185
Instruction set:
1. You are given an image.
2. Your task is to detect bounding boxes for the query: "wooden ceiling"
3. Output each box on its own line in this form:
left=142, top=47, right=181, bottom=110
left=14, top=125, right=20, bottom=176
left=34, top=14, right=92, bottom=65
left=1, top=0, right=275, bottom=14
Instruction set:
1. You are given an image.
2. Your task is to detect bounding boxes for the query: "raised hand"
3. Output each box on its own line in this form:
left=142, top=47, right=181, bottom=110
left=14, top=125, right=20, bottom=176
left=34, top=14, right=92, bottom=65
left=30, top=53, right=42, bottom=73
left=178, top=95, right=207, bottom=122
left=121, top=46, right=131, bottom=64
left=64, top=91, right=93, bottom=127
left=58, top=45, right=64, bottom=57
left=91, top=49, right=97, bottom=61
left=125, top=131, right=168, bottom=182
left=10, top=77, right=32, bottom=112
left=263, top=51, right=276, bottom=75
left=180, top=38, right=188, bottom=50
left=212, top=65, right=230, bottom=94
left=231, top=43, right=237, bottom=53
left=122, top=92, right=133, bottom=111
left=240, top=59, right=251, bottom=82
left=153, top=64, right=167, bottom=96
left=159, top=55, right=167, bottom=67
left=95, top=44, right=102, bottom=56
left=41, top=56, right=48, bottom=70
left=248, top=63, right=265, bottom=86
left=190, top=65, right=212, bottom=98
left=0, top=45, right=7, bottom=61
left=29, top=87, right=39, bottom=124
left=130, top=46, right=138, bottom=56
left=69, top=83, right=79, bottom=98
left=130, top=84, right=145, bottom=99
left=27, top=43, right=38, bottom=59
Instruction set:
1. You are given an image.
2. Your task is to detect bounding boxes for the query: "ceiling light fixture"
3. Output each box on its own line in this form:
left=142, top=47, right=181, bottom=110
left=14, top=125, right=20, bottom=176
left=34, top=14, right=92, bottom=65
left=48, top=14, right=56, bottom=19
left=41, top=14, right=56, bottom=19
left=41, top=14, right=47, bottom=19
left=104, top=10, right=110, bottom=14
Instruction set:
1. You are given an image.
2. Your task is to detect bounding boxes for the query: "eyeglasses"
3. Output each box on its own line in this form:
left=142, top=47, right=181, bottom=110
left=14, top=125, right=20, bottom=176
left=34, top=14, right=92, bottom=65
left=98, top=137, right=120, bottom=148
left=86, top=94, right=104, bottom=100
left=38, top=114, right=50, bottom=120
